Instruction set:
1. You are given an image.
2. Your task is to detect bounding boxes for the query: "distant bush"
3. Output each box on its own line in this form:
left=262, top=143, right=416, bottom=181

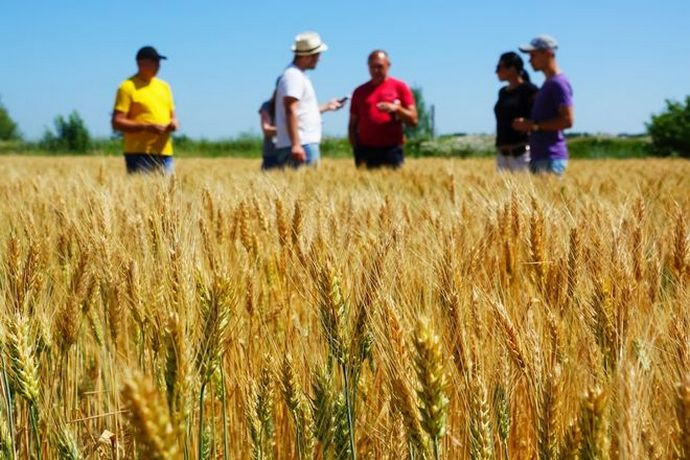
left=567, top=136, right=650, bottom=159
left=404, top=135, right=651, bottom=159
left=408, top=135, right=494, bottom=158
left=0, top=98, right=20, bottom=140
left=405, top=86, right=434, bottom=140
left=647, top=96, right=690, bottom=158
left=41, top=111, right=91, bottom=153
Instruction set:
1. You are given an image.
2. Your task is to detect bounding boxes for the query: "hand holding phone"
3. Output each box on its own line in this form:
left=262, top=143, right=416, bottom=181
left=325, top=97, right=348, bottom=112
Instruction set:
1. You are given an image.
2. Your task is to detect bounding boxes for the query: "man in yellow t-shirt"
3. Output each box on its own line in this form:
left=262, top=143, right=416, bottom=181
left=112, top=46, right=179, bottom=174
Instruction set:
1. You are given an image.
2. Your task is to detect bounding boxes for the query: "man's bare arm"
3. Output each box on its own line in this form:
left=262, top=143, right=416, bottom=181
left=348, top=112, right=358, bottom=147
left=111, top=111, right=166, bottom=134
left=259, top=109, right=277, bottom=138
left=320, top=98, right=345, bottom=113
left=284, top=96, right=306, bottom=162
left=396, top=104, right=418, bottom=127
left=377, top=102, right=418, bottom=127
left=512, top=105, right=574, bottom=132
left=167, top=110, right=179, bottom=132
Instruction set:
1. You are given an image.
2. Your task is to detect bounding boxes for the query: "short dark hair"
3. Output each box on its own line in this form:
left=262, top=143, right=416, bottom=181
left=368, top=50, right=389, bottom=63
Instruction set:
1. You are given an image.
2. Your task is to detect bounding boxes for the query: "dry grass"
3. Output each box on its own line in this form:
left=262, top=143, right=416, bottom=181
left=0, top=155, right=688, bottom=459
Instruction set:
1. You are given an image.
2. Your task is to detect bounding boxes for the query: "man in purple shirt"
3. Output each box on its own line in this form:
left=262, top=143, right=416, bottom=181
left=513, top=35, right=574, bottom=175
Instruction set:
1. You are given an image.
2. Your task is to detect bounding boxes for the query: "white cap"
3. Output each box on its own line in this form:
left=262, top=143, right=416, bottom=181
left=519, top=35, right=559, bottom=52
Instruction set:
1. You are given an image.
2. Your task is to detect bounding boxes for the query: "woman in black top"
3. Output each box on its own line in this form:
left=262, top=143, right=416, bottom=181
left=494, top=52, right=538, bottom=172
left=259, top=91, right=277, bottom=168
left=259, top=79, right=280, bottom=169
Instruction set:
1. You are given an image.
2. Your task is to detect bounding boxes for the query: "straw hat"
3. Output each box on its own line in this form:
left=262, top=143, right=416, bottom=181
left=291, top=32, right=328, bottom=56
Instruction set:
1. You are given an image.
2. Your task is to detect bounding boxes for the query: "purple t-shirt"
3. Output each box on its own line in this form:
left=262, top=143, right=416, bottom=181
left=530, top=74, right=573, bottom=160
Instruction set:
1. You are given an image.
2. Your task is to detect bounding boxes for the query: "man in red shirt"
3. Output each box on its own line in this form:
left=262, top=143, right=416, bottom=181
left=349, top=50, right=418, bottom=168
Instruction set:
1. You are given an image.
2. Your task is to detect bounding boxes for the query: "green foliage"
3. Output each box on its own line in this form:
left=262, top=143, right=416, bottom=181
left=173, top=132, right=262, bottom=156
left=0, top=97, right=20, bottom=141
left=320, top=137, right=351, bottom=158
left=646, top=96, right=690, bottom=157
left=41, top=111, right=91, bottom=153
left=2, top=122, right=655, bottom=161
left=171, top=135, right=352, bottom=158
left=567, top=136, right=650, bottom=159
left=405, top=86, right=434, bottom=140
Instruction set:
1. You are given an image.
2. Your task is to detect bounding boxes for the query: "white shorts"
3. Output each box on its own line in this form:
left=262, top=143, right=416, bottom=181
left=496, top=149, right=530, bottom=172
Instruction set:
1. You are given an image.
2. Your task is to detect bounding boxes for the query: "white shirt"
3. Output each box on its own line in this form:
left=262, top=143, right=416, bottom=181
left=275, top=64, right=322, bottom=149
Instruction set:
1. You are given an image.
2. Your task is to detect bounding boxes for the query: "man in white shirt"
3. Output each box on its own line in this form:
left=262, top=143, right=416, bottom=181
left=266, top=32, right=343, bottom=169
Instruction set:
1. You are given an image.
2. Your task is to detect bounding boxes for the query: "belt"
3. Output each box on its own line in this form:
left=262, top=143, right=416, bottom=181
left=498, top=145, right=528, bottom=157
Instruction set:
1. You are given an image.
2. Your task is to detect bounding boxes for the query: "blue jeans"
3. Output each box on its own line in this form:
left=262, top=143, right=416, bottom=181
left=263, top=143, right=320, bottom=170
left=125, top=154, right=174, bottom=175
left=530, top=158, right=568, bottom=176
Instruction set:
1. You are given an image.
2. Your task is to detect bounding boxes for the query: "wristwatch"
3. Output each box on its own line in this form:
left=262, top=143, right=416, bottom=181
left=532, top=123, right=540, bottom=132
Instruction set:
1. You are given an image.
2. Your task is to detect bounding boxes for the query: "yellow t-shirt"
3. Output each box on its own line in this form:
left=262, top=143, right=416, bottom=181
left=113, top=76, right=175, bottom=155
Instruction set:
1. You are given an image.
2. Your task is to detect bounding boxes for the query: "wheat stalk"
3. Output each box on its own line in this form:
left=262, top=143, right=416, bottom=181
left=676, top=375, right=690, bottom=460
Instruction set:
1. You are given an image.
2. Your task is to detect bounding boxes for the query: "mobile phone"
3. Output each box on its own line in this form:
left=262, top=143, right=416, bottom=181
left=338, top=96, right=349, bottom=104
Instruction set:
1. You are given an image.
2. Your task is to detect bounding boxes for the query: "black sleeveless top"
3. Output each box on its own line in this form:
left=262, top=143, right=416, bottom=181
left=494, top=82, right=538, bottom=146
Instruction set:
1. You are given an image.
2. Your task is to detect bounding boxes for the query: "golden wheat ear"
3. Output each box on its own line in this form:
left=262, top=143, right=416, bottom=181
left=469, top=374, right=494, bottom=460
left=53, top=423, right=81, bottom=460
left=281, top=354, right=315, bottom=459
left=310, top=365, right=336, bottom=456
left=413, top=316, right=449, bottom=458
left=121, top=371, right=181, bottom=460
left=537, top=366, right=562, bottom=460
left=578, top=386, right=609, bottom=460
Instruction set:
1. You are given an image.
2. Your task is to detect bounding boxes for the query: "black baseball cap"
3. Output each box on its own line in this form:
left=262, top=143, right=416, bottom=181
left=136, top=46, right=167, bottom=61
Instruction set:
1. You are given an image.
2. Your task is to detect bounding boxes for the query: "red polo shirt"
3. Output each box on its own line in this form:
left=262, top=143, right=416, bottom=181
left=350, top=77, right=415, bottom=147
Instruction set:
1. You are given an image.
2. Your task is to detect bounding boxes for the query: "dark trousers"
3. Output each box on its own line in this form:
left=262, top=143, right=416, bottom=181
left=354, top=145, right=404, bottom=169
left=124, top=153, right=174, bottom=174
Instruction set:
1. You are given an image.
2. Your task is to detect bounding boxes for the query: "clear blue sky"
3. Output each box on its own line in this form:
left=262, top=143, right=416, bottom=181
left=1, top=0, right=688, bottom=139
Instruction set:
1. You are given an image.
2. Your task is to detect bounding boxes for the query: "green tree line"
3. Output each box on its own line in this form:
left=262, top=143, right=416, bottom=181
left=0, top=97, right=20, bottom=141
left=1, top=91, right=689, bottom=158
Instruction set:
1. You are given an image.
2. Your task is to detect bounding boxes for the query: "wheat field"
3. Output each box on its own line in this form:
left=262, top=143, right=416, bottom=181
left=0, top=155, right=688, bottom=459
